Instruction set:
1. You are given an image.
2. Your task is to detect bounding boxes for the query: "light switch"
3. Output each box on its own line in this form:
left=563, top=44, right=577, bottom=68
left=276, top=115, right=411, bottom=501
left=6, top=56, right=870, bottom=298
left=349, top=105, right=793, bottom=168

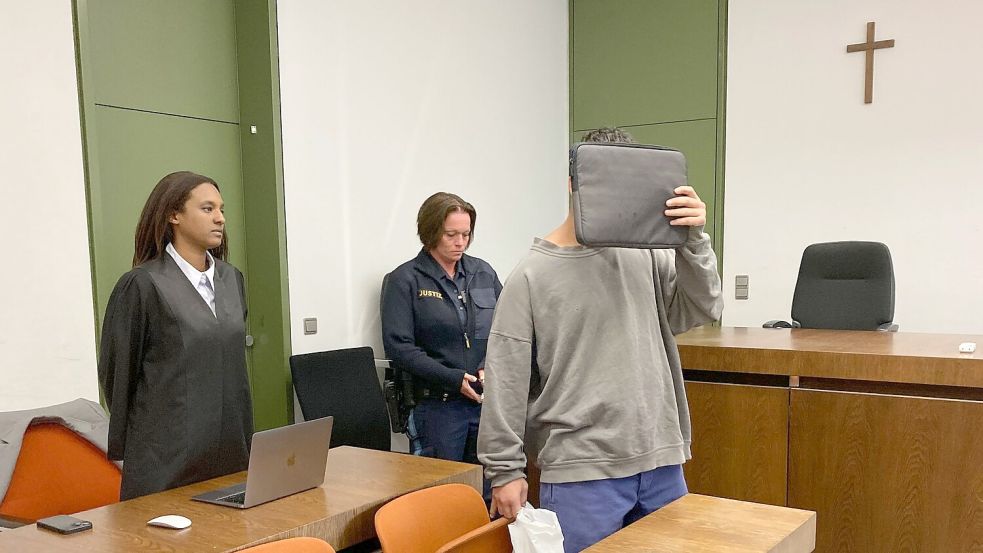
left=735, top=274, right=749, bottom=300
left=303, top=318, right=317, bottom=335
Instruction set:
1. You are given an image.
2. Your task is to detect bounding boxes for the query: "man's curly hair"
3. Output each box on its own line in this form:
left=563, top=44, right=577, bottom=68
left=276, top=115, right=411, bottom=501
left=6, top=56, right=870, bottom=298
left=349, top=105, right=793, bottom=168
left=581, top=127, right=635, bottom=144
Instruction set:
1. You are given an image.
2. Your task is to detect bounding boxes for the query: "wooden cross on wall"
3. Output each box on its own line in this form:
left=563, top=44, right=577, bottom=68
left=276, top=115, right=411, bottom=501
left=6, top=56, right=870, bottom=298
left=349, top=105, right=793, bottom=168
left=847, top=22, right=895, bottom=104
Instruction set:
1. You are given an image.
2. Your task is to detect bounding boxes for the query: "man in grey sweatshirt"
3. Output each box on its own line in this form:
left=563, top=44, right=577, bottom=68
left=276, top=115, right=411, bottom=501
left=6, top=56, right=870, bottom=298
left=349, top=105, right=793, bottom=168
left=477, top=128, right=723, bottom=552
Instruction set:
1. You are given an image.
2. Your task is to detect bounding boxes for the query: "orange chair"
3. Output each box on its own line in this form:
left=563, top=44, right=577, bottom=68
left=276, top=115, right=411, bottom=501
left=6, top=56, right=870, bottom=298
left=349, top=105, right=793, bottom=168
left=436, top=516, right=512, bottom=553
left=375, top=483, right=511, bottom=553
left=0, top=422, right=122, bottom=522
left=240, top=537, right=336, bottom=552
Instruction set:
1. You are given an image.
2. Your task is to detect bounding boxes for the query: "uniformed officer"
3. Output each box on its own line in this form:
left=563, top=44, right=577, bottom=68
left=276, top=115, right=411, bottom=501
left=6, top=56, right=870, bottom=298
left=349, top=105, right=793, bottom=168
left=381, top=192, right=501, bottom=469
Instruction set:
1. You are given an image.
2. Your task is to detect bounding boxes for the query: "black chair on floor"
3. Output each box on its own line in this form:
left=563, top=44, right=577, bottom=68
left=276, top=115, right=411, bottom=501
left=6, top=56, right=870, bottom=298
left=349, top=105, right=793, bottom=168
left=764, top=241, right=899, bottom=331
left=290, top=346, right=391, bottom=451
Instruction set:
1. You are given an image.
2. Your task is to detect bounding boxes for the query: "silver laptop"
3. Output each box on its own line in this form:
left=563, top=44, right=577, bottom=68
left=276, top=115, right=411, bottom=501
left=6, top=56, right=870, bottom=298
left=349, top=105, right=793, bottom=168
left=192, top=416, right=333, bottom=509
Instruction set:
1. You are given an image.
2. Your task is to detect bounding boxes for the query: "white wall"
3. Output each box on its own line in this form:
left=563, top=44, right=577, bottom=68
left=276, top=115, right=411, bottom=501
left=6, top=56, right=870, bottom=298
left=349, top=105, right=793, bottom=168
left=0, top=2, right=99, bottom=410
left=277, top=0, right=570, bottom=357
left=723, top=0, right=983, bottom=333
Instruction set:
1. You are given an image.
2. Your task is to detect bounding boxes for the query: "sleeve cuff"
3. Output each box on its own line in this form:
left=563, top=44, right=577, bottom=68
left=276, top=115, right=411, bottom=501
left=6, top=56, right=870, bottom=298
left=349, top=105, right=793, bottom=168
left=488, top=470, right=527, bottom=489
left=686, top=225, right=709, bottom=244
left=443, top=369, right=466, bottom=392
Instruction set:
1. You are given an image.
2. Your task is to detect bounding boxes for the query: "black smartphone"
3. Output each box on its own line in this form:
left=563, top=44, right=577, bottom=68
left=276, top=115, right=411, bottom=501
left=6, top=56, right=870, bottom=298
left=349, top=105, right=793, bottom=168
left=36, top=515, right=93, bottom=535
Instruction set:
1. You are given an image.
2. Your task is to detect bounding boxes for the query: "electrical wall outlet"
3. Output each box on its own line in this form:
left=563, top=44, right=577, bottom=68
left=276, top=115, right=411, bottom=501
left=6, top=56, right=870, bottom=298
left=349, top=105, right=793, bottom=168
left=303, top=317, right=317, bottom=335
left=735, top=274, right=749, bottom=300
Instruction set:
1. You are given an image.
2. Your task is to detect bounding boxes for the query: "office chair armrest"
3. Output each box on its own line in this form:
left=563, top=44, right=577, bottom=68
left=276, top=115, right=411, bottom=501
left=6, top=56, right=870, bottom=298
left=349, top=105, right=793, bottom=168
left=763, top=320, right=799, bottom=329
left=877, top=323, right=899, bottom=332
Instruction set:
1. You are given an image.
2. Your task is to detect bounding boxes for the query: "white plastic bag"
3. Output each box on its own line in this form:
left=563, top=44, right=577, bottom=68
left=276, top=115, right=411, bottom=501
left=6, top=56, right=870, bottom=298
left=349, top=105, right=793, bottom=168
left=508, top=502, right=565, bottom=553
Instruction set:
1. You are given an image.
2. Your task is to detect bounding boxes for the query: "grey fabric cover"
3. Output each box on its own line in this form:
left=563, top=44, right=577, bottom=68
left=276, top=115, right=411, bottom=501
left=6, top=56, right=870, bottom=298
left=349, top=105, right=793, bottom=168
left=0, top=399, right=113, bottom=501
left=570, top=142, right=688, bottom=249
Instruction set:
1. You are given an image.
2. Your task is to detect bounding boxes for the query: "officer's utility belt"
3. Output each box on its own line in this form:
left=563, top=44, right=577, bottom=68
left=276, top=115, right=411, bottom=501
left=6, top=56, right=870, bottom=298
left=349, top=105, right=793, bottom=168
left=384, top=366, right=457, bottom=434
left=413, top=386, right=455, bottom=402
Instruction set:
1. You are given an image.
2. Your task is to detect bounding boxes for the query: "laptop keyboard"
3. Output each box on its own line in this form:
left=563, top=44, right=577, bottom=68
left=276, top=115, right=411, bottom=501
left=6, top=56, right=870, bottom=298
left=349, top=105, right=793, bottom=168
left=218, top=491, right=246, bottom=504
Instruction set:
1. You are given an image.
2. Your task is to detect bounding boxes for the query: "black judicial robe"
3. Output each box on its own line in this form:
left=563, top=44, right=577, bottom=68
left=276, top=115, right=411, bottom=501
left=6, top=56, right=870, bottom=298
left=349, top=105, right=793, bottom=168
left=98, top=254, right=253, bottom=500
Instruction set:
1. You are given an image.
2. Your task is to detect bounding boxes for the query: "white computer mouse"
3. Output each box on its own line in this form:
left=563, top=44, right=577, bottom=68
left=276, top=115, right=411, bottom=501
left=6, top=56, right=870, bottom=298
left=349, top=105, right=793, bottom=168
left=147, top=514, right=192, bottom=529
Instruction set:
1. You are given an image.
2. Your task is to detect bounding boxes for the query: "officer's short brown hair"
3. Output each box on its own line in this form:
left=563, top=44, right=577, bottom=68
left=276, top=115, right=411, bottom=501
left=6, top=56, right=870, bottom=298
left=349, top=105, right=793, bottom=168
left=417, top=192, right=476, bottom=250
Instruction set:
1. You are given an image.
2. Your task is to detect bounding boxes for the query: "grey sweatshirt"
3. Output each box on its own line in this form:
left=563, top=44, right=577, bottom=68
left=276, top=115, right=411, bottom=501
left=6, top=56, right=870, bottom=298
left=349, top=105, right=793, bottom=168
left=477, top=227, right=722, bottom=487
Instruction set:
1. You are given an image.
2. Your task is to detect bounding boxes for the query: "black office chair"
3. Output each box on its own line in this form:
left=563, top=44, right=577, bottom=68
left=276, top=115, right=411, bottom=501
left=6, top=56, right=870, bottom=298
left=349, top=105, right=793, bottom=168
left=764, top=241, right=899, bottom=331
left=290, top=346, right=391, bottom=451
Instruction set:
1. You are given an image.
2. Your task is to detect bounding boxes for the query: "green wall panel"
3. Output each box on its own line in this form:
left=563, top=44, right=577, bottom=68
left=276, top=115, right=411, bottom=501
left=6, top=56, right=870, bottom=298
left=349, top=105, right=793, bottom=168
left=88, top=106, right=247, bottom=331
left=571, top=0, right=727, bottom=271
left=572, top=0, right=719, bottom=131
left=83, top=0, right=239, bottom=122
left=234, top=0, right=292, bottom=430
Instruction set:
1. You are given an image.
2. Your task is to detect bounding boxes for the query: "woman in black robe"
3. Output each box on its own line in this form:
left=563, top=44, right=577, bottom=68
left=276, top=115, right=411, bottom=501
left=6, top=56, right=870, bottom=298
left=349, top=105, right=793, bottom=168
left=98, top=171, right=253, bottom=500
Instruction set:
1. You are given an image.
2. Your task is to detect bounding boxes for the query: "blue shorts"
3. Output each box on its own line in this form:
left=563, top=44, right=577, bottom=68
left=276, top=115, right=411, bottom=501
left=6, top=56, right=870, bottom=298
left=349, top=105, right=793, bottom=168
left=540, top=464, right=687, bottom=553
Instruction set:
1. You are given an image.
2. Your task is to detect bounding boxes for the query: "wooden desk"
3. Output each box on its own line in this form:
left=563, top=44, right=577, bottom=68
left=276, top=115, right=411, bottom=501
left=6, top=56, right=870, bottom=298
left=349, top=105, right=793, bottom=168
left=677, top=326, right=983, bottom=386
left=677, top=327, right=983, bottom=553
left=0, top=446, right=481, bottom=552
left=585, top=494, right=816, bottom=553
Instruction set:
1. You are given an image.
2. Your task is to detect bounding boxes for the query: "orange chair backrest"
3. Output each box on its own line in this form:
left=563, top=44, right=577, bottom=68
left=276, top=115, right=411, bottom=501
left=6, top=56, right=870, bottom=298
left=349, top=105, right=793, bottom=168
left=0, top=422, right=122, bottom=522
left=436, top=516, right=512, bottom=553
left=375, top=483, right=490, bottom=553
left=240, top=537, right=336, bottom=552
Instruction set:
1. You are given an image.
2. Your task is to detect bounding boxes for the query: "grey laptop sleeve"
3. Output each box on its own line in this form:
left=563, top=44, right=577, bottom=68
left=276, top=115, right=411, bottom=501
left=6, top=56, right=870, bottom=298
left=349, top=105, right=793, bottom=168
left=570, top=142, right=688, bottom=249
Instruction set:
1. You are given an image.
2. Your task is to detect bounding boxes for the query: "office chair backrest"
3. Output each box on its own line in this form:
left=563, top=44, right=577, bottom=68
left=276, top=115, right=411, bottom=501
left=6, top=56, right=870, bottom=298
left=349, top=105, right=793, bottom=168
left=289, top=346, right=391, bottom=451
left=239, top=537, right=336, bottom=552
left=0, top=422, right=121, bottom=522
left=791, top=241, right=896, bottom=330
left=435, top=516, right=512, bottom=553
left=375, top=484, right=491, bottom=553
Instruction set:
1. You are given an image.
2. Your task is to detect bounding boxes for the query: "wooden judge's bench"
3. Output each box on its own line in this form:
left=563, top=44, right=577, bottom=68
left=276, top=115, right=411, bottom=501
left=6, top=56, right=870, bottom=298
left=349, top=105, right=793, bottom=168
left=678, top=326, right=983, bottom=552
